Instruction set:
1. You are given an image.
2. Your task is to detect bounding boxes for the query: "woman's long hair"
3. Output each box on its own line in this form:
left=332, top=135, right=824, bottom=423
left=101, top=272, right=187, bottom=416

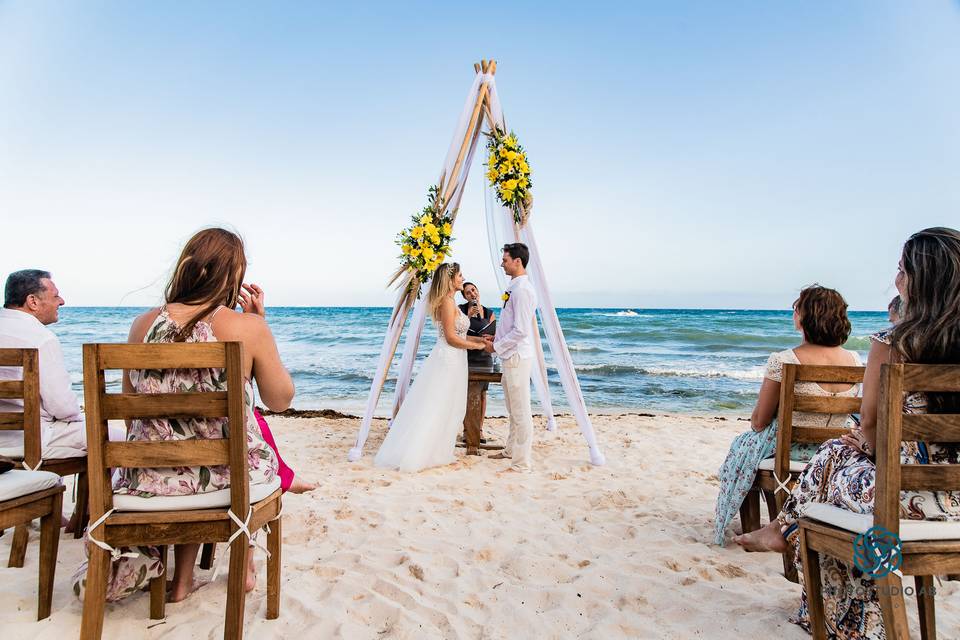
left=428, top=262, right=460, bottom=322
left=164, top=228, right=247, bottom=341
left=890, top=227, right=960, bottom=413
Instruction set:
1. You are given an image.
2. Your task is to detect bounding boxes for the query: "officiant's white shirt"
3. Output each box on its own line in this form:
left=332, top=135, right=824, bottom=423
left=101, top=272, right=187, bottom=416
left=0, top=308, right=83, bottom=450
left=494, top=275, right=537, bottom=361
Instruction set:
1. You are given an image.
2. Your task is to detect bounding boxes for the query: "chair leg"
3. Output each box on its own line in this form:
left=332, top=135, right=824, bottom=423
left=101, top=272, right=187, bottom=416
left=8, top=524, right=29, bottom=568
left=37, top=491, right=62, bottom=620
left=267, top=517, right=281, bottom=620
left=916, top=574, right=936, bottom=640
left=200, top=542, right=216, bottom=570
left=73, top=471, right=89, bottom=539
left=876, top=572, right=910, bottom=640
left=739, top=488, right=761, bottom=534
left=224, top=539, right=249, bottom=640
left=762, top=488, right=779, bottom=524
left=150, top=545, right=168, bottom=620
left=80, top=544, right=110, bottom=640
left=799, top=527, right=827, bottom=640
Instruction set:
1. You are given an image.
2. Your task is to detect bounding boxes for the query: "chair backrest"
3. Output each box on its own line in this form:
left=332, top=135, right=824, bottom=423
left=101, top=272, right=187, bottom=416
left=875, top=363, right=960, bottom=535
left=0, top=348, right=42, bottom=466
left=82, top=342, right=249, bottom=521
left=774, top=363, right=865, bottom=483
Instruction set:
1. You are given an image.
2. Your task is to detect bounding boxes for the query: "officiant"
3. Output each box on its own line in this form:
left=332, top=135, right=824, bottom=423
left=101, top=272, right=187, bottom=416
left=460, top=282, right=496, bottom=446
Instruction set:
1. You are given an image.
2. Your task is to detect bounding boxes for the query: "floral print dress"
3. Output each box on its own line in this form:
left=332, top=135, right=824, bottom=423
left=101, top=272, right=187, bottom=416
left=713, top=348, right=862, bottom=544
left=72, top=307, right=278, bottom=601
left=777, top=330, right=960, bottom=639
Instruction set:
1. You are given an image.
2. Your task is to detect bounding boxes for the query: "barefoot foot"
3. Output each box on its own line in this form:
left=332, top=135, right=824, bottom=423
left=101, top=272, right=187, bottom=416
left=246, top=551, right=257, bottom=592
left=734, top=522, right=788, bottom=553
left=287, top=477, right=318, bottom=494
left=167, top=578, right=203, bottom=603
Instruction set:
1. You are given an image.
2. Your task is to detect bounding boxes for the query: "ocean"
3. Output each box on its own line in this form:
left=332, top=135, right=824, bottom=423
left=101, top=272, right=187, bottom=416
left=53, top=307, right=890, bottom=416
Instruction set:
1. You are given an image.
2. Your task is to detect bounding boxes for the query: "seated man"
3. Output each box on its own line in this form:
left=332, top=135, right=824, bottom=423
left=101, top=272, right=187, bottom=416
left=459, top=281, right=496, bottom=452
left=0, top=270, right=91, bottom=460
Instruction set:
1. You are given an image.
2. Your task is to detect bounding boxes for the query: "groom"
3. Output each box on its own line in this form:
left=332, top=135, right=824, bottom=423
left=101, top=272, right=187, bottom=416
left=484, top=243, right=536, bottom=473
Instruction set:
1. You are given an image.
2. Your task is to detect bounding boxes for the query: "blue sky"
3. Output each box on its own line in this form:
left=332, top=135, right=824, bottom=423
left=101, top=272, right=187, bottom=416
left=1, top=1, right=957, bottom=309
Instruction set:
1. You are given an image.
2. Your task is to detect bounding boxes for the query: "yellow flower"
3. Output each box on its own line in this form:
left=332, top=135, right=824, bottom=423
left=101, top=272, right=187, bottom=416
left=419, top=215, right=430, bottom=224
left=486, top=168, right=499, bottom=182
left=501, top=188, right=514, bottom=202
left=503, top=179, right=519, bottom=190
left=488, top=154, right=497, bottom=167
left=505, top=134, right=518, bottom=148
left=518, top=159, right=529, bottom=173
left=410, top=226, right=424, bottom=239
left=423, top=222, right=438, bottom=236
left=506, top=150, right=518, bottom=162
left=499, top=148, right=509, bottom=159
left=422, top=246, right=435, bottom=260
left=410, top=247, right=421, bottom=257
left=518, top=177, right=529, bottom=189
left=430, top=234, right=440, bottom=246
left=501, top=292, right=510, bottom=302
left=441, top=222, right=452, bottom=235
left=401, top=244, right=411, bottom=255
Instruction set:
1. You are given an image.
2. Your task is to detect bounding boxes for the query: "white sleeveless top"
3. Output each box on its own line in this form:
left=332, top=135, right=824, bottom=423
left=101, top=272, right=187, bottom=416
left=764, top=348, right=863, bottom=428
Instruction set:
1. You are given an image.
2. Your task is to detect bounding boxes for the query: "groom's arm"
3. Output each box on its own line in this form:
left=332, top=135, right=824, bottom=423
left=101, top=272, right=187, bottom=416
left=492, top=288, right=535, bottom=356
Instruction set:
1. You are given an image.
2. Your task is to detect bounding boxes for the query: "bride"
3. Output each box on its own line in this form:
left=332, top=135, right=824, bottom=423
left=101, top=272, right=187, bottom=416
left=375, top=262, right=488, bottom=472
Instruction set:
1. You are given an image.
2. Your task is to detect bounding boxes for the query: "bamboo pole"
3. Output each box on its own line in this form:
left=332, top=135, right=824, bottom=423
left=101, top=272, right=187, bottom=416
left=441, top=82, right=490, bottom=205
left=474, top=63, right=481, bottom=73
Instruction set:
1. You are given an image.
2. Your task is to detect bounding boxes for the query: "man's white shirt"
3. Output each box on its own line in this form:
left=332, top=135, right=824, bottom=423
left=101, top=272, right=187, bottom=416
left=493, top=274, right=538, bottom=361
left=0, top=308, right=82, bottom=450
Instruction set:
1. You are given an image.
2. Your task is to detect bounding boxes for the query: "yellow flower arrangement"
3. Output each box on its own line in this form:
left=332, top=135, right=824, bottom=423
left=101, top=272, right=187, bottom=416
left=485, top=127, right=533, bottom=225
left=394, top=185, right=455, bottom=292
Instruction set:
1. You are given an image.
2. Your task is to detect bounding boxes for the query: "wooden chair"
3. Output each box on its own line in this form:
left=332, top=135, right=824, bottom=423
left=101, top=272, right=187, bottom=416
left=741, top=363, right=864, bottom=582
left=79, top=342, right=282, bottom=640
left=0, top=347, right=88, bottom=570
left=0, top=469, right=65, bottom=619
left=799, top=363, right=960, bottom=639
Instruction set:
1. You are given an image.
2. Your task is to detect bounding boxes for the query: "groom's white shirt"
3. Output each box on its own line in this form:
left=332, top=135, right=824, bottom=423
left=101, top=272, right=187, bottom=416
left=494, top=274, right=537, bottom=360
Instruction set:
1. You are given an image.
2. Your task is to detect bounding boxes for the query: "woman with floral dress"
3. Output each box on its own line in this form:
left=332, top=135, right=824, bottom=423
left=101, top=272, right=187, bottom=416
left=736, top=227, right=960, bottom=639
left=73, top=228, right=298, bottom=603
left=714, top=285, right=862, bottom=544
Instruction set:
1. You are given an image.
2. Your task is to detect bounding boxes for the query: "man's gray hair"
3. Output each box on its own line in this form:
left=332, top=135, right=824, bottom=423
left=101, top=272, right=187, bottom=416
left=4, top=269, right=52, bottom=308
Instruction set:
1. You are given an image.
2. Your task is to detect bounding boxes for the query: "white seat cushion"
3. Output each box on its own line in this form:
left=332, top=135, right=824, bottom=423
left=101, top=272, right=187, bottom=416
left=0, top=470, right=62, bottom=502
left=113, top=477, right=282, bottom=512
left=757, top=457, right=808, bottom=473
left=804, top=502, right=960, bottom=542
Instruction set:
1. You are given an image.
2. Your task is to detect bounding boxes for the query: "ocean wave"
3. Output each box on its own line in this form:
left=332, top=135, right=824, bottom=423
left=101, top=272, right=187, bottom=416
left=575, top=363, right=764, bottom=381
left=567, top=344, right=605, bottom=353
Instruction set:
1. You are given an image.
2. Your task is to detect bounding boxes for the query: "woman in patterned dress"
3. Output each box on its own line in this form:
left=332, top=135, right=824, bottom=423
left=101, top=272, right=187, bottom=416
left=713, top=285, right=862, bottom=544
left=73, top=228, right=297, bottom=603
left=736, top=227, right=960, bottom=639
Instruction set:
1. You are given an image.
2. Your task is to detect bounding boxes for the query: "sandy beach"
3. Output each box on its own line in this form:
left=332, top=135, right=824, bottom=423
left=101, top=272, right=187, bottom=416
left=3, top=413, right=959, bottom=639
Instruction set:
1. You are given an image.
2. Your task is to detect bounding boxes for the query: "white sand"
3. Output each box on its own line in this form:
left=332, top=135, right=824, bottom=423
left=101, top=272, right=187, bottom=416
left=3, top=413, right=959, bottom=638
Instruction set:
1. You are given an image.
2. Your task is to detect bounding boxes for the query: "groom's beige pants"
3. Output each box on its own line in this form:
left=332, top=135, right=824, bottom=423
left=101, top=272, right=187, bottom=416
left=501, top=353, right=534, bottom=472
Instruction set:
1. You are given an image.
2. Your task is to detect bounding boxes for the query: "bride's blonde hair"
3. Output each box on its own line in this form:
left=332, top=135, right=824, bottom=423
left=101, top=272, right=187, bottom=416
left=428, top=262, right=460, bottom=322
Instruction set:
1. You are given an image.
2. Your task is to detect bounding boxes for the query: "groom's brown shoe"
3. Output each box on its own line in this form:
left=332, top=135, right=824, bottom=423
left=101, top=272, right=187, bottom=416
left=488, top=452, right=511, bottom=460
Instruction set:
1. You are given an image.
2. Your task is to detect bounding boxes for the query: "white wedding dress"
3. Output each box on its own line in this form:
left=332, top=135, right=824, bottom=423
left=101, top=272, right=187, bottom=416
left=374, top=309, right=470, bottom=472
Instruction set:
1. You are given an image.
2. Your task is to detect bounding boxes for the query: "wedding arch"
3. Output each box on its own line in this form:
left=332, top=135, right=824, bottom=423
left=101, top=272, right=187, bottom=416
left=348, top=60, right=605, bottom=466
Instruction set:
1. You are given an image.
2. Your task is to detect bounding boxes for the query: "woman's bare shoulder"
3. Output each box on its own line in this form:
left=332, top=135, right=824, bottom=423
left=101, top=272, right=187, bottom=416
left=128, top=307, right=162, bottom=342
left=211, top=308, right=269, bottom=340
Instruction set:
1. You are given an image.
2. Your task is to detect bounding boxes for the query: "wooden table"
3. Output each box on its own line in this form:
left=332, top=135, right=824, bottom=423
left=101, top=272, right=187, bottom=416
left=463, top=367, right=505, bottom=454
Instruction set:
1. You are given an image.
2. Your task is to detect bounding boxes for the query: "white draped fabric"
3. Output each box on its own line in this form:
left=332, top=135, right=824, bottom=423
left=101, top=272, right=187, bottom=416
left=349, top=70, right=604, bottom=466
left=348, top=73, right=488, bottom=461
left=482, top=79, right=605, bottom=465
